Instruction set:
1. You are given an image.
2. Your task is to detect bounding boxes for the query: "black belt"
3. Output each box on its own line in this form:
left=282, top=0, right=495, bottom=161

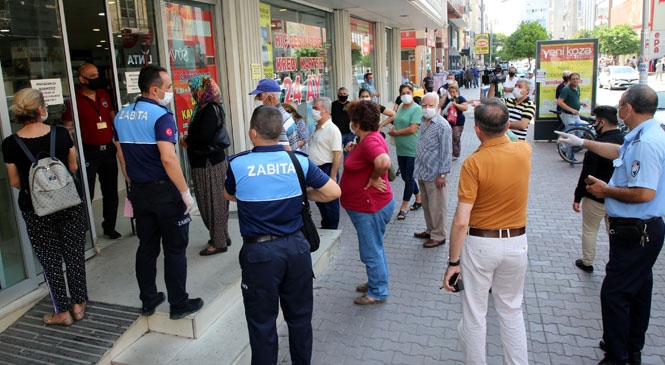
left=318, top=163, right=332, bottom=168
left=83, top=142, right=113, bottom=151
left=561, top=110, right=574, bottom=115
left=468, top=226, right=526, bottom=238
left=608, top=217, right=662, bottom=225
left=243, top=234, right=283, bottom=244
left=132, top=180, right=169, bottom=186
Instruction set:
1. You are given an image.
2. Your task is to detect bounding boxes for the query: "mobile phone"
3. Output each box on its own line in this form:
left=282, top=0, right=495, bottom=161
left=449, top=273, right=464, bottom=292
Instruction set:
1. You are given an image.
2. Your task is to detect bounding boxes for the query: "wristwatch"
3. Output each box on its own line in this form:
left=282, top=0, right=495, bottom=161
left=439, top=173, right=446, bottom=178
left=448, top=259, right=460, bottom=266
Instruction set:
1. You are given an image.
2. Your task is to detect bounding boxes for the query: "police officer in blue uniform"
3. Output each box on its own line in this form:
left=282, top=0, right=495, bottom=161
left=114, top=65, right=203, bottom=320
left=557, top=84, right=665, bottom=365
left=224, top=106, right=340, bottom=364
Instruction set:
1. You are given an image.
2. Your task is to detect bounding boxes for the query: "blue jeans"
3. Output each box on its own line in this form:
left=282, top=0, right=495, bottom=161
left=342, top=133, right=355, bottom=158
left=315, top=163, right=340, bottom=229
left=346, top=200, right=394, bottom=301
left=397, top=155, right=419, bottom=203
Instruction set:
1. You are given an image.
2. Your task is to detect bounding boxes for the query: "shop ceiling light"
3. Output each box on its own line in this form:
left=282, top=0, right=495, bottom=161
left=99, top=12, right=105, bottom=16
left=93, top=28, right=101, bottom=32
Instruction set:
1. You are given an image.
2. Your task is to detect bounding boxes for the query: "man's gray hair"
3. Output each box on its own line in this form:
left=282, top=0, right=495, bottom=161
left=422, top=92, right=439, bottom=106
left=474, top=98, right=509, bottom=135
left=623, top=84, right=658, bottom=115
left=516, top=78, right=532, bottom=91
left=314, top=96, right=332, bottom=112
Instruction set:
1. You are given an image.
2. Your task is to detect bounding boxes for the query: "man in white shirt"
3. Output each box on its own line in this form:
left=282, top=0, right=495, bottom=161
left=308, top=96, right=342, bottom=229
left=502, top=66, right=518, bottom=98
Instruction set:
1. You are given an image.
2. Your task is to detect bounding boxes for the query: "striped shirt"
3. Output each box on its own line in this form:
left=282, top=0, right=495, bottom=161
left=503, top=98, right=535, bottom=140
left=414, top=113, right=452, bottom=181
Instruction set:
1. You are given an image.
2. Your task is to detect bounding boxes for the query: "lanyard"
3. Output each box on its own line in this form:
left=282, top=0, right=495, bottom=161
left=83, top=94, right=103, bottom=122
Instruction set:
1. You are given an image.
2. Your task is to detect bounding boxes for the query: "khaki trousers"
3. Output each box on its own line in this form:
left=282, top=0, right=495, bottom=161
left=418, top=180, right=448, bottom=241
left=581, top=197, right=609, bottom=266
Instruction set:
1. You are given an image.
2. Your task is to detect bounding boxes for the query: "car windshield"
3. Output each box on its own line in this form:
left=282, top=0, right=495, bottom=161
left=613, top=67, right=636, bottom=74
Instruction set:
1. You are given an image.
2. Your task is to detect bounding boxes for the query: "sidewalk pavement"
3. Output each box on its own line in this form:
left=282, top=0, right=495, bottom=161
left=277, top=86, right=665, bottom=364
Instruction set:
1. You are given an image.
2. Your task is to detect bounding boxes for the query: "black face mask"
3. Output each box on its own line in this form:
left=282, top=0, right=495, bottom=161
left=593, top=121, right=604, bottom=134
left=338, top=95, right=348, bottom=102
left=84, top=77, right=104, bottom=90
left=563, top=76, right=571, bottom=82
left=508, top=72, right=516, bottom=77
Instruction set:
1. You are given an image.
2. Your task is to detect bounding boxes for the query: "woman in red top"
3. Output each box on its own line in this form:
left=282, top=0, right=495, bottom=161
left=340, top=100, right=394, bottom=305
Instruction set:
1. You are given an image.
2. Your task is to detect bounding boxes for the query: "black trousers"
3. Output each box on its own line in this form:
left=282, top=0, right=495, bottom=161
left=601, top=218, right=664, bottom=362
left=83, top=142, right=119, bottom=232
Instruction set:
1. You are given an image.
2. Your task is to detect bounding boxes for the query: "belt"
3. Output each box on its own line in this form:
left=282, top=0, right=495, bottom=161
left=468, top=226, right=526, bottom=238
left=243, top=234, right=283, bottom=244
left=561, top=110, right=574, bottom=115
left=132, top=179, right=169, bottom=186
left=83, top=142, right=113, bottom=151
left=608, top=217, right=662, bottom=224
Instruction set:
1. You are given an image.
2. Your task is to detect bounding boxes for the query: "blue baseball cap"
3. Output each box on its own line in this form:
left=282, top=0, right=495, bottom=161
left=249, top=79, right=281, bottom=95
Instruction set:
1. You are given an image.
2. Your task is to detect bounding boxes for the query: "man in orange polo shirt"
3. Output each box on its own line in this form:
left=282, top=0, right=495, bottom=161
left=64, top=63, right=120, bottom=239
left=443, top=98, right=531, bottom=364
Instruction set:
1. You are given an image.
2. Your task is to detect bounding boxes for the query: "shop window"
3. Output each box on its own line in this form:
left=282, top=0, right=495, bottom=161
left=350, top=18, right=375, bottom=97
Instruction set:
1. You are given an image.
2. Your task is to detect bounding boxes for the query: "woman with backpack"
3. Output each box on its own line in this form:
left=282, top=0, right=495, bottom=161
left=2, top=88, right=88, bottom=326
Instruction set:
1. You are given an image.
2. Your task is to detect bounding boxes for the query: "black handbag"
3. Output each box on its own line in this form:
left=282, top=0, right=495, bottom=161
left=190, top=103, right=230, bottom=155
left=287, top=151, right=320, bottom=252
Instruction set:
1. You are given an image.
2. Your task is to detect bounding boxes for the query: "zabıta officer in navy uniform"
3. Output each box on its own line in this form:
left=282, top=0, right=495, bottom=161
left=114, top=65, right=203, bottom=320
left=224, top=106, right=340, bottom=364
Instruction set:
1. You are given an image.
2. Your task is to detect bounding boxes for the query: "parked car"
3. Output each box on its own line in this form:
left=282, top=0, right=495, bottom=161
left=599, top=66, right=639, bottom=90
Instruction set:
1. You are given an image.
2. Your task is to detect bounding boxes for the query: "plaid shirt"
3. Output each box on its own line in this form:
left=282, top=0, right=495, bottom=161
left=414, top=113, right=452, bottom=181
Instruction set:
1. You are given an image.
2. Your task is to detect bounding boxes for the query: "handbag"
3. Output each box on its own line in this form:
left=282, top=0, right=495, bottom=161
left=189, top=103, right=230, bottom=155
left=447, top=104, right=458, bottom=126
left=287, top=151, right=320, bottom=252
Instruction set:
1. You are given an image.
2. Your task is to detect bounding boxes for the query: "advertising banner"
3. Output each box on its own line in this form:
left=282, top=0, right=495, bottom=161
left=475, top=33, right=489, bottom=55
left=533, top=39, right=598, bottom=140
left=166, top=2, right=219, bottom=133
left=260, top=3, right=274, bottom=79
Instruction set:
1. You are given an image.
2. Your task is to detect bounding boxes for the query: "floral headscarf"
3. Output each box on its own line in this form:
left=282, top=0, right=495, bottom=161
left=188, top=75, right=224, bottom=121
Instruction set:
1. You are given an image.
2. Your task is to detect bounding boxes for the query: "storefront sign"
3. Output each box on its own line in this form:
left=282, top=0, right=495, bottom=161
left=30, top=78, right=63, bottom=105
left=475, top=33, right=489, bottom=55
left=260, top=3, right=274, bottom=78
left=125, top=71, right=141, bottom=94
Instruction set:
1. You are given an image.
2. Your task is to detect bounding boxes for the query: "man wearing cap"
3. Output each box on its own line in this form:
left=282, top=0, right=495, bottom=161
left=250, top=79, right=297, bottom=150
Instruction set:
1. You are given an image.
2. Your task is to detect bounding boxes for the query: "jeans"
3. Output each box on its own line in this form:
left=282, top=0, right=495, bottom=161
left=601, top=218, right=664, bottom=363
left=397, top=155, right=419, bottom=203
left=459, top=234, right=529, bottom=365
left=346, top=200, right=394, bottom=301
left=314, top=163, right=340, bottom=229
left=560, top=112, right=582, bottom=129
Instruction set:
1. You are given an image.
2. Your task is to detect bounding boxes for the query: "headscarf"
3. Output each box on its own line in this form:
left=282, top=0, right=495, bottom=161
left=188, top=75, right=223, bottom=121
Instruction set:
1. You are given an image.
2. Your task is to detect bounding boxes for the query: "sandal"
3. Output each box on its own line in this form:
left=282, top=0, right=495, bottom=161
left=43, top=313, right=74, bottom=326
left=354, top=294, right=386, bottom=305
left=70, top=303, right=86, bottom=321
left=355, top=283, right=368, bottom=293
left=397, top=211, right=407, bottom=220
left=410, top=202, right=422, bottom=211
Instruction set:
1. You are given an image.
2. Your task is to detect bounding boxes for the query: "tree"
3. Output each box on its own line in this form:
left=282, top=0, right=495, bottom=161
left=351, top=42, right=363, bottom=67
left=503, top=21, right=549, bottom=66
left=598, top=24, right=639, bottom=60
left=573, top=29, right=595, bottom=39
left=489, top=33, right=507, bottom=64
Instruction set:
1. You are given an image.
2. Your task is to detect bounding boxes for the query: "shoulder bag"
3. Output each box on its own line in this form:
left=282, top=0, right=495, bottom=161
left=287, top=151, right=320, bottom=252
left=190, top=103, right=230, bottom=155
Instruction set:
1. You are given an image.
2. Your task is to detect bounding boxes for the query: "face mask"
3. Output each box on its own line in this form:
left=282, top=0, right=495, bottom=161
left=360, top=97, right=371, bottom=101
left=159, top=91, right=173, bottom=106
left=593, top=122, right=604, bottom=134
left=422, top=107, right=437, bottom=120
left=84, top=77, right=104, bottom=90
left=41, top=111, right=48, bottom=122
left=448, top=94, right=454, bottom=100
left=512, top=88, right=522, bottom=99
left=508, top=72, right=516, bottom=77
left=311, top=109, right=322, bottom=122
left=254, top=100, right=265, bottom=109
left=349, top=122, right=357, bottom=135
left=400, top=94, right=413, bottom=104
left=338, top=95, right=348, bottom=102
left=563, top=76, right=571, bottom=82
left=447, top=80, right=454, bottom=85
left=367, top=79, right=374, bottom=86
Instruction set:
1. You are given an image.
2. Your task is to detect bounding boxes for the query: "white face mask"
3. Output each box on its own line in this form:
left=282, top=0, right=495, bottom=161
left=349, top=122, right=357, bottom=135
left=446, top=79, right=454, bottom=85
left=311, top=109, right=322, bottom=121
left=512, top=88, right=523, bottom=99
left=159, top=91, right=174, bottom=106
left=401, top=94, right=413, bottom=104
left=360, top=97, right=371, bottom=101
left=41, top=111, right=48, bottom=122
left=422, top=107, right=437, bottom=120
left=254, top=100, right=265, bottom=109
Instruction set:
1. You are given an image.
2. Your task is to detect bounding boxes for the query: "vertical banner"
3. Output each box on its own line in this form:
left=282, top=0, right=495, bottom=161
left=166, top=2, right=219, bottom=133
left=533, top=39, right=598, bottom=140
left=259, top=3, right=274, bottom=79
left=475, top=33, right=489, bottom=55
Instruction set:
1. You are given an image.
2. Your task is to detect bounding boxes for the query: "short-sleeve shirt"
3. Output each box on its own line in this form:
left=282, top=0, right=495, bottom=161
left=394, top=103, right=422, bottom=157
left=307, top=119, right=342, bottom=166
left=442, top=95, right=468, bottom=127
left=63, top=88, right=115, bottom=146
left=422, top=76, right=434, bottom=92
left=276, top=104, right=297, bottom=147
left=605, top=119, right=665, bottom=219
left=458, top=135, right=532, bottom=229
left=2, top=126, right=73, bottom=212
left=113, top=97, right=175, bottom=183
left=502, top=76, right=517, bottom=98
left=339, top=131, right=393, bottom=213
left=503, top=98, right=536, bottom=140
left=225, top=146, right=330, bottom=236
left=558, top=85, right=581, bottom=111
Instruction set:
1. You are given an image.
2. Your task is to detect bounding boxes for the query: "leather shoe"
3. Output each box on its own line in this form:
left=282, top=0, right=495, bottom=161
left=413, top=231, right=431, bottom=239
left=104, top=230, right=122, bottom=239
left=141, top=292, right=166, bottom=316
left=575, top=259, right=594, bottom=273
left=599, top=341, right=641, bottom=365
left=199, top=246, right=227, bottom=256
left=423, top=239, right=446, bottom=248
left=170, top=298, right=204, bottom=320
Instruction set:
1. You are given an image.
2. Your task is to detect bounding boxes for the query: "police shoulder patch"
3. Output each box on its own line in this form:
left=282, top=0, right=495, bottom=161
left=631, top=160, right=640, bottom=177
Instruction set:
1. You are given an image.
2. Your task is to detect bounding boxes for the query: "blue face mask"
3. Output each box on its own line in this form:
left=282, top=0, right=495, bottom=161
left=367, top=78, right=374, bottom=86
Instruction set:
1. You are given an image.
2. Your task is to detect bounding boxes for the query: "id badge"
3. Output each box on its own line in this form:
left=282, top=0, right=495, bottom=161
left=97, top=121, right=108, bottom=129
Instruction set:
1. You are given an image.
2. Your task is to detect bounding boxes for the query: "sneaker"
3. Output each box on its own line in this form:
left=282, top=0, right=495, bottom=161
left=575, top=259, right=594, bottom=273
left=104, top=230, right=122, bottom=239
left=170, top=298, right=204, bottom=320
left=141, top=292, right=166, bottom=316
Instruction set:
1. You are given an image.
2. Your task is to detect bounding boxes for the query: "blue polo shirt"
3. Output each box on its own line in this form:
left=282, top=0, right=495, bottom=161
left=114, top=97, right=177, bottom=183
left=225, top=146, right=330, bottom=237
left=605, top=118, right=665, bottom=219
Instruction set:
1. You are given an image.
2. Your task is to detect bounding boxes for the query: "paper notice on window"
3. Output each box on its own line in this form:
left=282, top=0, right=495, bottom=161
left=125, top=71, right=141, bottom=94
left=30, top=79, right=63, bottom=105
left=535, top=69, right=546, bottom=83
